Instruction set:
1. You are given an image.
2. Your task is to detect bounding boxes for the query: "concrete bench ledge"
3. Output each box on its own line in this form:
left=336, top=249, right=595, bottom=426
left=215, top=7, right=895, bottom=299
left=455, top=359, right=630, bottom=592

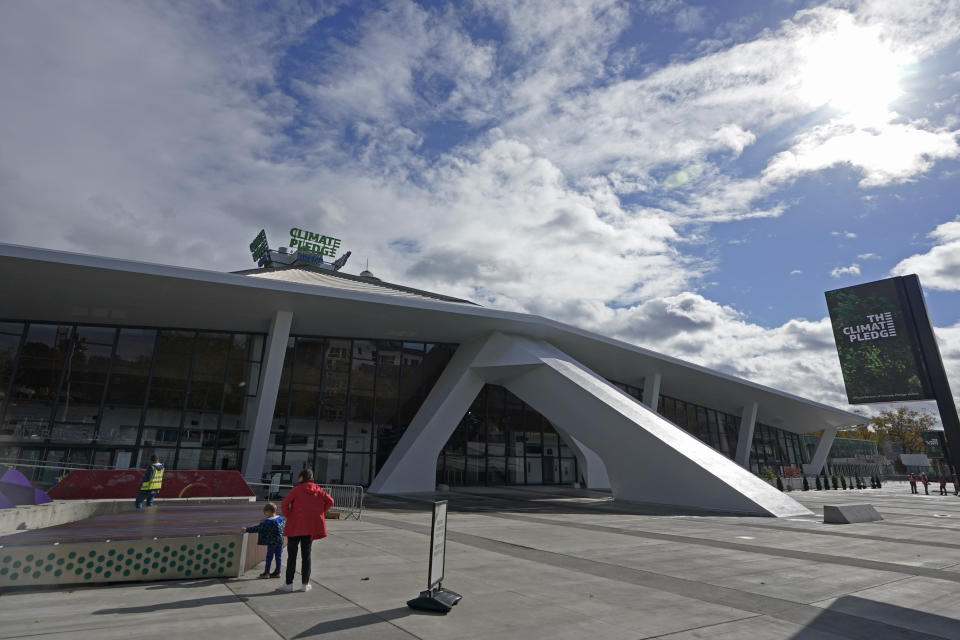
left=824, top=503, right=883, bottom=524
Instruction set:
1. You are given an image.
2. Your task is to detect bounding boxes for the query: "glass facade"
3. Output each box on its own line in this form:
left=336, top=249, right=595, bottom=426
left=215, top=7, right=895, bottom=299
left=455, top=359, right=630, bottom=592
left=657, top=393, right=808, bottom=473
left=0, top=318, right=815, bottom=487
left=436, top=384, right=580, bottom=486
left=0, top=321, right=264, bottom=482
left=266, top=337, right=457, bottom=485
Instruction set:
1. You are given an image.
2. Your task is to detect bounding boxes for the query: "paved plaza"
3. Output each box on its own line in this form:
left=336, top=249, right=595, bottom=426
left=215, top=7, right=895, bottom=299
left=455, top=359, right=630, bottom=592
left=2, top=484, right=960, bottom=639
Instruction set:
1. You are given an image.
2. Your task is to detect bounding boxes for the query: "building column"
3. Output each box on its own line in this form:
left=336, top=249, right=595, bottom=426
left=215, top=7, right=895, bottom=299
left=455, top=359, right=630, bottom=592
left=734, top=402, right=759, bottom=468
left=803, top=426, right=838, bottom=477
left=242, top=310, right=293, bottom=483
left=642, top=372, right=662, bottom=410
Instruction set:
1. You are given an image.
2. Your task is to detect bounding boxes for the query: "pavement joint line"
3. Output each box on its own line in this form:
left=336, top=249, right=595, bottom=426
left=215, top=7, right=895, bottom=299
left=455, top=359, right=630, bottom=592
left=362, top=514, right=951, bottom=640
left=228, top=565, right=424, bottom=640
left=702, top=520, right=960, bottom=550
left=641, top=613, right=766, bottom=640
left=487, top=512, right=960, bottom=584
left=223, top=579, right=291, bottom=640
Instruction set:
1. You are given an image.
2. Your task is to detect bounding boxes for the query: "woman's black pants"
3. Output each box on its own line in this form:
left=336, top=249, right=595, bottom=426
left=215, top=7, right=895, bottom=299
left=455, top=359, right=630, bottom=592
left=285, top=535, right=312, bottom=585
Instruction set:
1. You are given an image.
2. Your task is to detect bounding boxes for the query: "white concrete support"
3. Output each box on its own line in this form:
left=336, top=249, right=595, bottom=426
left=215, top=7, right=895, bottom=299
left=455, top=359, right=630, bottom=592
left=734, top=402, right=759, bottom=468
left=368, top=338, right=487, bottom=494
left=557, top=431, right=610, bottom=489
left=803, top=426, right=838, bottom=477
left=242, top=310, right=293, bottom=483
left=642, top=372, right=662, bottom=409
left=370, top=331, right=810, bottom=517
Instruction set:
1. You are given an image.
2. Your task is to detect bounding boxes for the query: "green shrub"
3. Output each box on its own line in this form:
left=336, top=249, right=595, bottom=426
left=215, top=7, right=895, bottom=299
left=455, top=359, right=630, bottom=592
left=831, top=475, right=839, bottom=490
left=815, top=476, right=822, bottom=490
left=803, top=476, right=810, bottom=491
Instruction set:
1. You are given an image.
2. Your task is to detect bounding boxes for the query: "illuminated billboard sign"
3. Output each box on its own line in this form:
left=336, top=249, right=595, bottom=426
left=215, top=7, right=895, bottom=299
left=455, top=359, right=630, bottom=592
left=825, top=276, right=935, bottom=404
left=289, top=227, right=341, bottom=258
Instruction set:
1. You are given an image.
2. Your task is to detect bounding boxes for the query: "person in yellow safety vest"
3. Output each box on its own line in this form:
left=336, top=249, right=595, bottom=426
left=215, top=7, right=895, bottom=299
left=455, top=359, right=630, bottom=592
left=135, top=455, right=165, bottom=509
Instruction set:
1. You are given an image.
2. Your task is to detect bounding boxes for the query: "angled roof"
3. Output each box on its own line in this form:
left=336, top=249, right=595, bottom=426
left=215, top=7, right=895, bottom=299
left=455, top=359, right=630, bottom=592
left=0, top=242, right=865, bottom=433
left=235, top=265, right=476, bottom=306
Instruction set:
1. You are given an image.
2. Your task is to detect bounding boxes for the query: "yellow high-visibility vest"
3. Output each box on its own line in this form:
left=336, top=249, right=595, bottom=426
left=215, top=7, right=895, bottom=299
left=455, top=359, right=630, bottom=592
left=140, top=464, right=164, bottom=491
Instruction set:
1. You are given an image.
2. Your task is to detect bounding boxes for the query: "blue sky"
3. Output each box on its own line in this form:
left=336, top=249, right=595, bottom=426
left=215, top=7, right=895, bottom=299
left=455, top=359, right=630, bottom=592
left=1, top=0, right=960, bottom=413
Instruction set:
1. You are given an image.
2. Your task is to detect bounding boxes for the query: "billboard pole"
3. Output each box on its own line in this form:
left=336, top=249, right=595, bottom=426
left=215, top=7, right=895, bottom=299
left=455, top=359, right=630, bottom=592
left=901, top=275, right=960, bottom=475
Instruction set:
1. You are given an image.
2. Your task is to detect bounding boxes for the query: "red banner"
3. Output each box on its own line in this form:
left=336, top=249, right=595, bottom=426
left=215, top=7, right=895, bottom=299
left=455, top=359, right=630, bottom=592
left=48, top=469, right=254, bottom=500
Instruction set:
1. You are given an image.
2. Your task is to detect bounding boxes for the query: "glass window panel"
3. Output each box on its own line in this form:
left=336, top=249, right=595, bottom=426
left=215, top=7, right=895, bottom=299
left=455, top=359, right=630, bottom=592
left=349, top=388, right=374, bottom=423
left=343, top=452, right=371, bottom=485
left=151, top=331, right=195, bottom=392
left=315, top=451, right=342, bottom=484
left=107, top=329, right=156, bottom=405
left=97, top=405, right=141, bottom=444
left=289, top=383, right=320, bottom=419
left=506, top=457, right=524, bottom=484
left=465, top=456, right=484, bottom=485
left=325, top=339, right=350, bottom=373
left=350, top=357, right=375, bottom=391
left=292, top=337, right=326, bottom=384
left=543, top=431, right=559, bottom=458
left=352, top=340, right=376, bottom=361
left=487, top=456, right=505, bottom=485
left=284, top=417, right=315, bottom=450
left=439, top=454, right=464, bottom=486
left=192, top=332, right=230, bottom=378
left=0, top=331, right=22, bottom=394
left=76, top=326, right=117, bottom=346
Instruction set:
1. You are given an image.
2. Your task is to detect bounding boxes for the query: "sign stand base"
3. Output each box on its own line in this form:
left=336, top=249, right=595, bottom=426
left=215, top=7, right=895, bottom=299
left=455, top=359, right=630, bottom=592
left=407, top=585, right=462, bottom=614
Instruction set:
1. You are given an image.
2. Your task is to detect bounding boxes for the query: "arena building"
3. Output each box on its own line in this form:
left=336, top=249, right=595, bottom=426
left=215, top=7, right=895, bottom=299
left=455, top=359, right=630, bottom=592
left=0, top=242, right=864, bottom=516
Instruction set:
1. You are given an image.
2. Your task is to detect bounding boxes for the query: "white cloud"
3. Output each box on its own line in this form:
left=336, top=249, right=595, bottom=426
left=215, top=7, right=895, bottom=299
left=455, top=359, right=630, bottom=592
left=830, top=264, right=861, bottom=278
left=857, top=252, right=881, bottom=259
left=831, top=230, right=858, bottom=239
left=891, top=217, right=960, bottom=289
left=790, top=269, right=803, bottom=275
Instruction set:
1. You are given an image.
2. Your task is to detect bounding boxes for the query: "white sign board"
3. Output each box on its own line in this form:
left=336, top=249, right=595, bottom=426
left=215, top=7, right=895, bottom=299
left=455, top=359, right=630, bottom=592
left=428, top=500, right=447, bottom=589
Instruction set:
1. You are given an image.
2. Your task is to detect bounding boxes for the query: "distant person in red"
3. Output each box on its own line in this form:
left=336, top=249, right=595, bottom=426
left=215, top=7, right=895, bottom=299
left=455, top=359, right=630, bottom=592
left=940, top=476, right=948, bottom=496
left=908, top=473, right=917, bottom=494
left=278, top=469, right=334, bottom=592
left=920, top=473, right=930, bottom=495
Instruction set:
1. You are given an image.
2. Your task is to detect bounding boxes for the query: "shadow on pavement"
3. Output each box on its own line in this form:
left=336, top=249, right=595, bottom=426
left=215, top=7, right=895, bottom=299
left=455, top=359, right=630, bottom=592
left=92, top=594, right=240, bottom=614
left=292, top=607, right=428, bottom=638
left=789, top=595, right=959, bottom=639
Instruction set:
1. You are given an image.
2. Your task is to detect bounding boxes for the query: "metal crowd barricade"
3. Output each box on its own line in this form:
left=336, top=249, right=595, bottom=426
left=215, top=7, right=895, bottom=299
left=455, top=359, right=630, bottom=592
left=249, top=481, right=364, bottom=521
left=320, top=484, right=365, bottom=520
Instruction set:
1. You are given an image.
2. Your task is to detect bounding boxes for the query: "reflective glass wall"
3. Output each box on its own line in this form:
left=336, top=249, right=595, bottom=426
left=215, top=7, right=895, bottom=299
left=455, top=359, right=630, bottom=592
left=657, top=393, right=808, bottom=472
left=266, top=337, right=457, bottom=486
left=436, top=384, right=580, bottom=486
left=0, top=321, right=264, bottom=482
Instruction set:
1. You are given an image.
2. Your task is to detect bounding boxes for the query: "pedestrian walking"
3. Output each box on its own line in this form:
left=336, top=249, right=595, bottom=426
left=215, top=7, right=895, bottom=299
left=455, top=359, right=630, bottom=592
left=921, top=473, right=930, bottom=495
left=940, top=477, right=948, bottom=496
left=135, top=455, right=164, bottom=509
left=278, top=469, right=334, bottom=593
left=908, top=473, right=917, bottom=494
left=243, top=502, right=286, bottom=578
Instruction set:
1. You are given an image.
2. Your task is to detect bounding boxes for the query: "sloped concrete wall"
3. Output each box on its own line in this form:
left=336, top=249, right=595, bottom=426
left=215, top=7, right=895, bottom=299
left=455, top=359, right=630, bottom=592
left=370, top=332, right=811, bottom=517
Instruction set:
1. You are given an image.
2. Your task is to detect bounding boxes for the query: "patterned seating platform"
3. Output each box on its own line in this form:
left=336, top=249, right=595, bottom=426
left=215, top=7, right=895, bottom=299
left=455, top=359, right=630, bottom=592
left=0, top=503, right=267, bottom=588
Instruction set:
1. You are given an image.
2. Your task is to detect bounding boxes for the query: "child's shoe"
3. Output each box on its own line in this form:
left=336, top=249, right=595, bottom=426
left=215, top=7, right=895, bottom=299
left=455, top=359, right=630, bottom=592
left=258, top=572, right=270, bottom=579
left=278, top=583, right=294, bottom=592
left=300, top=583, right=312, bottom=592
left=269, top=570, right=281, bottom=578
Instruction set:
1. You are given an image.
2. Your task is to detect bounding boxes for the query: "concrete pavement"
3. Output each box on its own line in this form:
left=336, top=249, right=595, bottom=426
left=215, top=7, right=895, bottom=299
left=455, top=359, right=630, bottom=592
left=2, top=483, right=960, bottom=638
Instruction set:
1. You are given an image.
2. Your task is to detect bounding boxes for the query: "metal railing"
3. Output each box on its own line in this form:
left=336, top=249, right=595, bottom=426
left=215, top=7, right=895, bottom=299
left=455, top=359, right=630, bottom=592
left=248, top=480, right=364, bottom=520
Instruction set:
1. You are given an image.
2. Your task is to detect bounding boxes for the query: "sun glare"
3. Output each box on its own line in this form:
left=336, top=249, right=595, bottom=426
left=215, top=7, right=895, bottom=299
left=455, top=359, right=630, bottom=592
left=796, top=20, right=913, bottom=126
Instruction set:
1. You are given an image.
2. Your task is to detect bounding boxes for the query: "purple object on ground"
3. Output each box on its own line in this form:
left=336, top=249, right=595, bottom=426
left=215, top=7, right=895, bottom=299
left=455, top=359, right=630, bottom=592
left=0, top=466, right=53, bottom=508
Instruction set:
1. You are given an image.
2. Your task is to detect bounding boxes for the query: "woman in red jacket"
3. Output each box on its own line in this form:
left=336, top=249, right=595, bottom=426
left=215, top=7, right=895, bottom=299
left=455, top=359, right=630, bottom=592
left=278, top=469, right=334, bottom=592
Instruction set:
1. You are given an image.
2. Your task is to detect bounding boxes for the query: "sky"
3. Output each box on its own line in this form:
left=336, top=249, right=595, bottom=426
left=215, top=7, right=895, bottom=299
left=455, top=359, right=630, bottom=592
left=1, top=0, right=960, bottom=419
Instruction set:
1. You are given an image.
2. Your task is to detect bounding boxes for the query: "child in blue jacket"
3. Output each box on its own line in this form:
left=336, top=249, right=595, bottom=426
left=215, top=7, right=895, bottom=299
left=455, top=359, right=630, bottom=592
left=243, top=502, right=286, bottom=578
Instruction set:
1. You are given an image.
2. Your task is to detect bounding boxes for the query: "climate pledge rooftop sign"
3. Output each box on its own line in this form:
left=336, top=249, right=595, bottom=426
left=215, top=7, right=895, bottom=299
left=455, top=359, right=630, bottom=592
left=825, top=276, right=934, bottom=404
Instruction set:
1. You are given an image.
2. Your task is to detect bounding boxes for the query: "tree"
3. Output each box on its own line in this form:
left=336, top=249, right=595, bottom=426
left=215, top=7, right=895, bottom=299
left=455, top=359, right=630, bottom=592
left=870, top=407, right=936, bottom=454
left=834, top=407, right=937, bottom=455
